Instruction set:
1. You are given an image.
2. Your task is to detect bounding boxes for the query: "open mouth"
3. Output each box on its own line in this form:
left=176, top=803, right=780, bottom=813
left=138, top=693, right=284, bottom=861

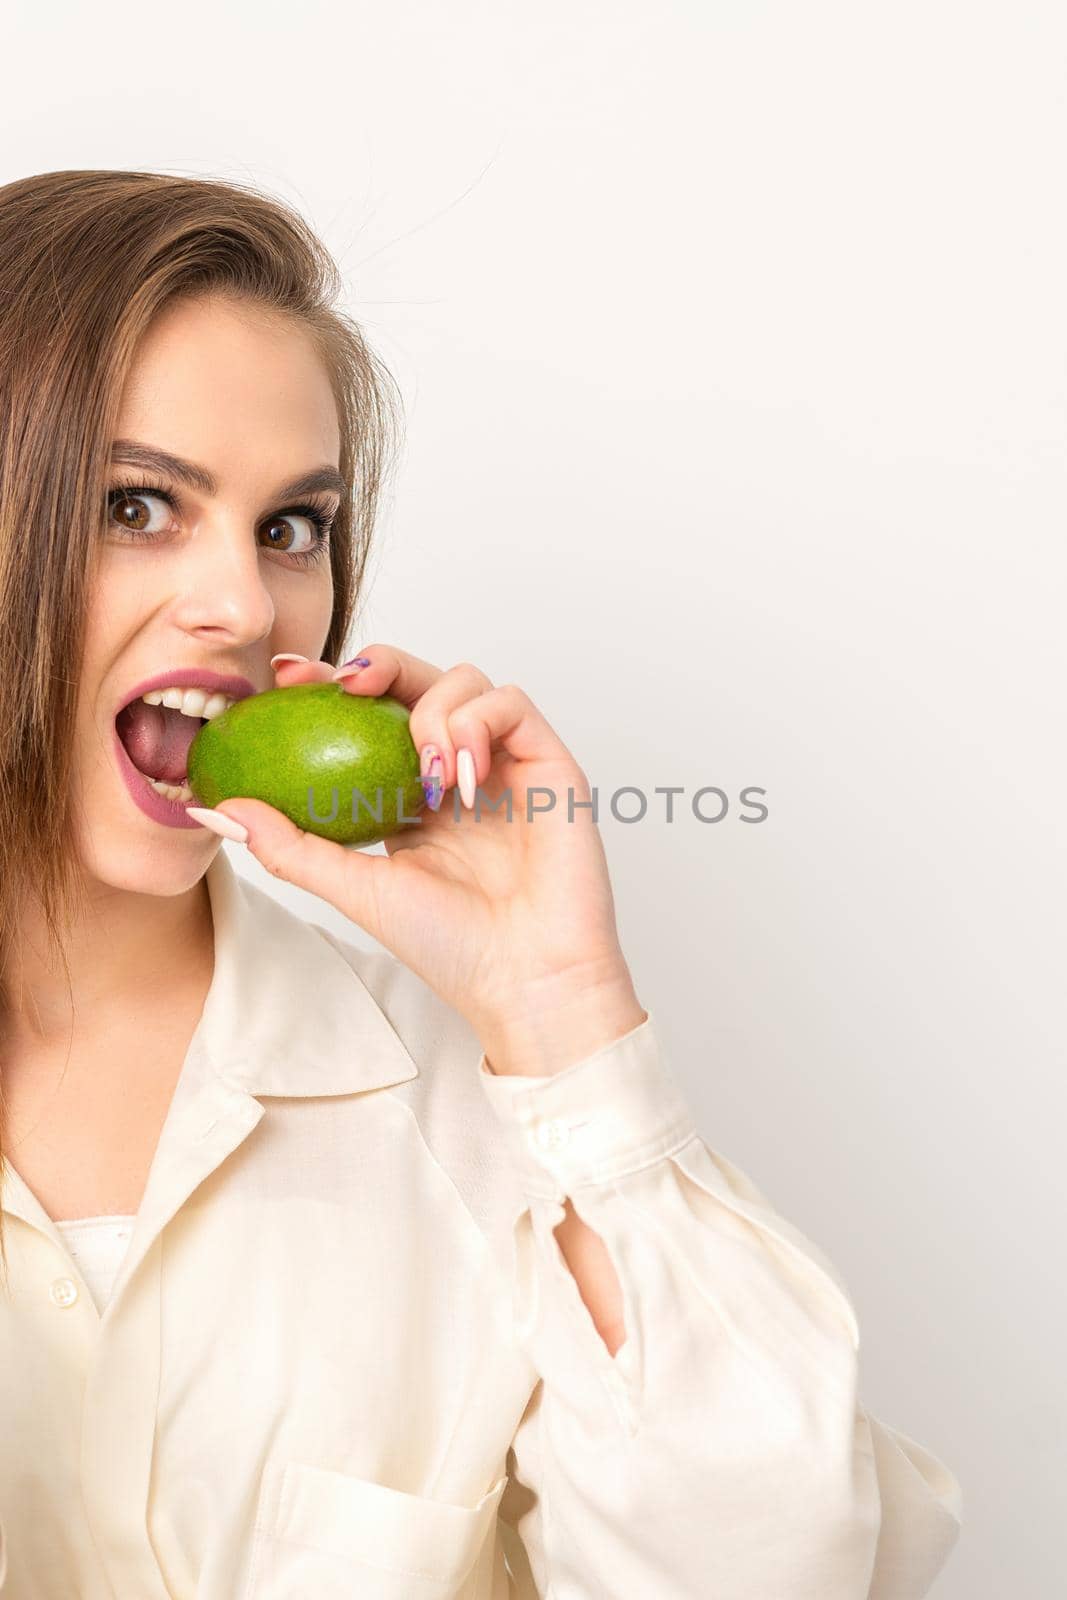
left=115, top=687, right=239, bottom=804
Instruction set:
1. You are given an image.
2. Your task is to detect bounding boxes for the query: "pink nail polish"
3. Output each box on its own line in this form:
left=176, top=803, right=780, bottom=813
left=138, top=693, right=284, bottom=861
left=185, top=807, right=249, bottom=843
left=457, top=748, right=476, bottom=810
left=271, top=653, right=309, bottom=668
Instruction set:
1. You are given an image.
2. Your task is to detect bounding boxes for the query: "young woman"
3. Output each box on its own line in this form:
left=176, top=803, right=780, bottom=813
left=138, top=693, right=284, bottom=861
left=0, top=169, right=961, bottom=1599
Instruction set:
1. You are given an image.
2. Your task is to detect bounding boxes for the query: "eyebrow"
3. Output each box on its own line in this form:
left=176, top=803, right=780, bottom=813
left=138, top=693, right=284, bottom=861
left=109, top=439, right=347, bottom=503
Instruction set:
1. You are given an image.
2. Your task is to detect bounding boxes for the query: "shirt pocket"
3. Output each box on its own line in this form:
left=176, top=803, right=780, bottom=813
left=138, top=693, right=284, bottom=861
left=244, top=1460, right=509, bottom=1600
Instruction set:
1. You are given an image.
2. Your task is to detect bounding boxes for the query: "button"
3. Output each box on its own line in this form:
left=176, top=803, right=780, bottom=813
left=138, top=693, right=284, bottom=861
left=532, top=1119, right=570, bottom=1153
left=49, top=1277, right=79, bottom=1308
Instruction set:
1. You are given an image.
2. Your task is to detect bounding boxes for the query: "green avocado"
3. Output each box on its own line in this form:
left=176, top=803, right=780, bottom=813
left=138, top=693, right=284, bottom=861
left=186, top=682, right=427, bottom=846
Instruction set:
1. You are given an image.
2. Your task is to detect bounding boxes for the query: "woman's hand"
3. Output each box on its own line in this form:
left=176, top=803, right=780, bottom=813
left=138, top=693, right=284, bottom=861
left=204, top=646, right=647, bottom=1077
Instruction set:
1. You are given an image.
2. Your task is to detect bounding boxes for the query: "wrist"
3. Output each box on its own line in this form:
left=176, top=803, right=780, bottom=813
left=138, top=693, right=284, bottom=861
left=479, top=966, right=647, bottom=1078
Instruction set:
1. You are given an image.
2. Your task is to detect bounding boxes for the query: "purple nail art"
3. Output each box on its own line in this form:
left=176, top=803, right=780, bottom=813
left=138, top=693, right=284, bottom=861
left=419, top=747, right=443, bottom=812
left=340, top=655, right=372, bottom=670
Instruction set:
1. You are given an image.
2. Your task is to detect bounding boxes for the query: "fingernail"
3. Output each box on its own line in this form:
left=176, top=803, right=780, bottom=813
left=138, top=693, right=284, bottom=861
left=271, top=653, right=309, bottom=668
left=420, top=745, right=444, bottom=812
left=332, top=655, right=372, bottom=682
left=457, top=747, right=477, bottom=810
left=185, top=807, right=249, bottom=843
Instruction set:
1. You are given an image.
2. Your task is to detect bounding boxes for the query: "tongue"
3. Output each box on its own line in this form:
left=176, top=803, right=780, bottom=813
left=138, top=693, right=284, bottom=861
left=116, top=701, right=201, bottom=784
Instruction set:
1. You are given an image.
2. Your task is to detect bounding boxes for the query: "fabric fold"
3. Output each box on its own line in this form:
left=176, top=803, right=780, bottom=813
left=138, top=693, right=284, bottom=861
left=478, top=1013, right=962, bottom=1597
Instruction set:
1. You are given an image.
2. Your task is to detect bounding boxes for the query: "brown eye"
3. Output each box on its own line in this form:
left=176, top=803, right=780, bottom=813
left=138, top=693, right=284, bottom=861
left=260, top=515, right=320, bottom=556
left=108, top=490, right=172, bottom=535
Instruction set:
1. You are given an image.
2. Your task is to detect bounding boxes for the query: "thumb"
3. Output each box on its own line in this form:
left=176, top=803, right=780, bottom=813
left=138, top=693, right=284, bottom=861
left=194, top=798, right=384, bottom=934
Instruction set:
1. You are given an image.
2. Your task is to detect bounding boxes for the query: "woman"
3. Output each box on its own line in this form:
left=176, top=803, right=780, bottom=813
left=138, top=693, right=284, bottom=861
left=0, top=170, right=961, bottom=1599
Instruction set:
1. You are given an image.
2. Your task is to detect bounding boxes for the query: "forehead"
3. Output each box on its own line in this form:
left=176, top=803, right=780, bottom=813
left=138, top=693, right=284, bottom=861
left=115, top=295, right=341, bottom=475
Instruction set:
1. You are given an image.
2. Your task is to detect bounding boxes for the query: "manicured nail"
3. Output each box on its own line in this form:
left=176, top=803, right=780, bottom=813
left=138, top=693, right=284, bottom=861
left=420, top=745, right=444, bottom=811
left=271, top=653, right=309, bottom=668
left=185, top=807, right=249, bottom=843
left=457, top=747, right=477, bottom=810
left=332, top=655, right=372, bottom=682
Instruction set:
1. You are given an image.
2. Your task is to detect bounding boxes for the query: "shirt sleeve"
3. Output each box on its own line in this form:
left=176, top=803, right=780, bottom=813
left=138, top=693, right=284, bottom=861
left=476, top=1010, right=963, bottom=1599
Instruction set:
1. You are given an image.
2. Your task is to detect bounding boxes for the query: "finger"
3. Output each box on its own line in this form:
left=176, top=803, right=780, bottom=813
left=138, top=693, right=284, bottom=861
left=207, top=797, right=389, bottom=938
left=270, top=654, right=337, bottom=687
left=444, top=684, right=577, bottom=807
left=331, top=647, right=493, bottom=791
left=406, top=662, right=496, bottom=790
left=330, top=643, right=446, bottom=709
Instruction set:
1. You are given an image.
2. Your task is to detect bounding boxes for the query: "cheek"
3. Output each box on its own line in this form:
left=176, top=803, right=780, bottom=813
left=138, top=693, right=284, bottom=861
left=271, top=563, right=335, bottom=654
left=78, top=553, right=159, bottom=697
left=84, top=545, right=157, bottom=634
left=78, top=566, right=129, bottom=700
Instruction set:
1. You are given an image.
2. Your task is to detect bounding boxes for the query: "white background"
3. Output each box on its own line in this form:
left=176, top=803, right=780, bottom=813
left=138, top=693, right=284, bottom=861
left=3, top=3, right=1064, bottom=1594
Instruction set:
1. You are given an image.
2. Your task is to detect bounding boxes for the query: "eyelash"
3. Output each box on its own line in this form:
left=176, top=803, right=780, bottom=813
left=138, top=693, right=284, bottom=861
left=104, top=473, right=336, bottom=568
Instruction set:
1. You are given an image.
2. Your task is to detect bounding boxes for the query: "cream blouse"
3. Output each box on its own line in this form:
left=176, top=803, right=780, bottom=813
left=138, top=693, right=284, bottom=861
left=0, top=846, right=962, bottom=1598
left=52, top=1216, right=135, bottom=1317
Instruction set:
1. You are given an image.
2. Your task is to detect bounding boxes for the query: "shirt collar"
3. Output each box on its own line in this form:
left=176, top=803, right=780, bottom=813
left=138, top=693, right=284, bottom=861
left=198, top=848, right=420, bottom=1099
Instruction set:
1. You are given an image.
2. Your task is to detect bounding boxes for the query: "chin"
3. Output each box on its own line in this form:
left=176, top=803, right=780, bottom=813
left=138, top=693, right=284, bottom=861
left=74, top=819, right=217, bottom=899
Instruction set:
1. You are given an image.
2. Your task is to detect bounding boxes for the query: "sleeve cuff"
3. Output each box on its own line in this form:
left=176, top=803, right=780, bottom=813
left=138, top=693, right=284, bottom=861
left=475, top=1010, right=698, bottom=1199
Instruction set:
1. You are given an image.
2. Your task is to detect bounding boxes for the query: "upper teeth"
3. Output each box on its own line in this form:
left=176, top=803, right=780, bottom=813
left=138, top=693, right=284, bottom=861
left=140, top=687, right=237, bottom=719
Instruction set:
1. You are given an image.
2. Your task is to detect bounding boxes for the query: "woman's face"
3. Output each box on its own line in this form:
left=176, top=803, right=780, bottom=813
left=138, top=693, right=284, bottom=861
left=74, top=293, right=341, bottom=899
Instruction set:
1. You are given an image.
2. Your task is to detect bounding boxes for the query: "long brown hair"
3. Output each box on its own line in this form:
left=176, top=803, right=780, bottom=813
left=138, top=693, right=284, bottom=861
left=0, top=169, right=403, bottom=1273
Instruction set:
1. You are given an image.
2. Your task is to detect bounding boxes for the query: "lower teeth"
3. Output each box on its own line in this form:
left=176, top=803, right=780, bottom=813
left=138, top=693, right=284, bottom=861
left=145, top=774, right=193, bottom=803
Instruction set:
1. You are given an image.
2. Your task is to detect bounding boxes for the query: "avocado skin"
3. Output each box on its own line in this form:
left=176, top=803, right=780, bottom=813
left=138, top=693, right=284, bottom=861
left=186, top=682, right=426, bottom=846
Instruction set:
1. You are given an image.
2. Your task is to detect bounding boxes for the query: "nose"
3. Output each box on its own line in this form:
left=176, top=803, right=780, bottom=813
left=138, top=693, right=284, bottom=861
left=170, top=515, right=276, bottom=648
